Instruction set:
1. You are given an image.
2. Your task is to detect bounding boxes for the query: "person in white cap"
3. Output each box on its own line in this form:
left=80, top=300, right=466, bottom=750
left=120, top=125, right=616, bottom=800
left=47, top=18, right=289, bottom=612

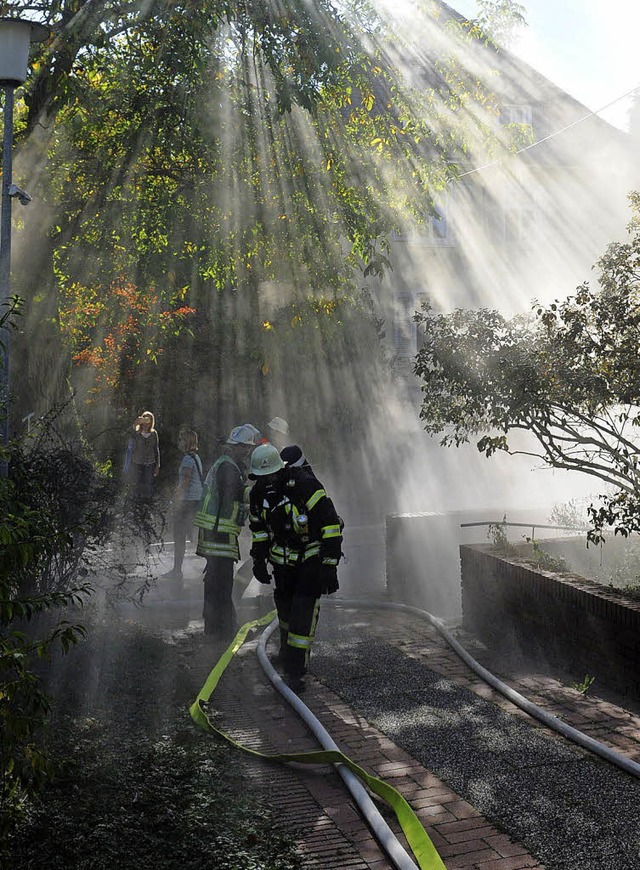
left=266, top=416, right=290, bottom=450
left=193, top=424, right=259, bottom=638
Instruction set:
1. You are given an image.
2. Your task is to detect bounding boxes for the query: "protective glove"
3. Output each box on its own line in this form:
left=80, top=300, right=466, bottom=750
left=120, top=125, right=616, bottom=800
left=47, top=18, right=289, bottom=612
left=252, top=561, right=272, bottom=585
left=319, top=564, right=339, bottom=595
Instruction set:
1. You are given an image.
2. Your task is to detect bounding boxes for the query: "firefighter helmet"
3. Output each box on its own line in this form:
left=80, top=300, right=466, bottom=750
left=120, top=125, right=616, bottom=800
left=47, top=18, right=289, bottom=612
left=249, top=443, right=285, bottom=477
left=226, top=424, right=261, bottom=446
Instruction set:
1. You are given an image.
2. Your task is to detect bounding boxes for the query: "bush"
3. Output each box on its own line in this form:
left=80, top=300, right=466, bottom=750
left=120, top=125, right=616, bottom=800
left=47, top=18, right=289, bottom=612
left=0, top=419, right=125, bottom=848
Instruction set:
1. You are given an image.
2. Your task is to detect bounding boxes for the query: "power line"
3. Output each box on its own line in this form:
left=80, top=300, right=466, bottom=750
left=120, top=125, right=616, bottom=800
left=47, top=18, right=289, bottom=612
left=457, top=84, right=640, bottom=179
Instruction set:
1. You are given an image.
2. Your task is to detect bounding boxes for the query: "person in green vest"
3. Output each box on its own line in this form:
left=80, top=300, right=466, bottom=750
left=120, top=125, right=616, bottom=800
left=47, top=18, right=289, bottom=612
left=194, top=424, right=258, bottom=638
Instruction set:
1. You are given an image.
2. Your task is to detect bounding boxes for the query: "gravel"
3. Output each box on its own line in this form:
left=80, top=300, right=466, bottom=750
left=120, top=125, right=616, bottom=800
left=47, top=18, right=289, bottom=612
left=312, top=618, right=640, bottom=870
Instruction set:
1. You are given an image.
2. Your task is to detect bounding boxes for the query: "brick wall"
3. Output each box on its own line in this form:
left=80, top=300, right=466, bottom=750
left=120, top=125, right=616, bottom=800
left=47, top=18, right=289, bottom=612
left=460, top=543, right=640, bottom=700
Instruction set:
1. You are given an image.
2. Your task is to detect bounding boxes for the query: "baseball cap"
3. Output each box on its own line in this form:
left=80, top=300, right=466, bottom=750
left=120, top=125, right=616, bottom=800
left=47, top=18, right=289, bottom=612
left=267, top=416, right=289, bottom=435
left=226, top=424, right=261, bottom=446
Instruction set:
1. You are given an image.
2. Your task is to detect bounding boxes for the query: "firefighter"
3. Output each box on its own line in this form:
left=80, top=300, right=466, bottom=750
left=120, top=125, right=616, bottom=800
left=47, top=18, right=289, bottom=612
left=248, top=443, right=343, bottom=692
left=194, top=424, right=258, bottom=638
left=280, top=444, right=321, bottom=485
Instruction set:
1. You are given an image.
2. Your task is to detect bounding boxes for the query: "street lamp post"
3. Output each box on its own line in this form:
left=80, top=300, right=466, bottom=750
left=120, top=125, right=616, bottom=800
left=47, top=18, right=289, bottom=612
left=0, top=18, right=48, bottom=476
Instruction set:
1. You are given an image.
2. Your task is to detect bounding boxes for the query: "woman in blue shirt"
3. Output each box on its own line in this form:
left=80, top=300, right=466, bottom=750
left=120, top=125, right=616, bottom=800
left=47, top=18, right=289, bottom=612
left=164, top=429, right=204, bottom=585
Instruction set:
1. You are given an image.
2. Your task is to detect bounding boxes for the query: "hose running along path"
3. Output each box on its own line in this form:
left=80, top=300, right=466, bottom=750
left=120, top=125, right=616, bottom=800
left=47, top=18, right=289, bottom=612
left=191, top=611, right=445, bottom=870
left=256, top=618, right=423, bottom=870
left=326, top=598, right=640, bottom=781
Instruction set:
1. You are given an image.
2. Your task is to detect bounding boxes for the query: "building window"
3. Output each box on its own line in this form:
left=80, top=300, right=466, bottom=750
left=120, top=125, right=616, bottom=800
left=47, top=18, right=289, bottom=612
left=427, top=209, right=450, bottom=243
left=392, top=205, right=455, bottom=246
left=393, top=291, right=429, bottom=359
left=501, top=104, right=533, bottom=127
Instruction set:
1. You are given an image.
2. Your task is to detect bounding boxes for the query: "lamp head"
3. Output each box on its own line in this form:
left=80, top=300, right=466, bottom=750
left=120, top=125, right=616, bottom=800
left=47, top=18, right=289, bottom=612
left=8, top=184, right=32, bottom=206
left=0, top=18, right=49, bottom=86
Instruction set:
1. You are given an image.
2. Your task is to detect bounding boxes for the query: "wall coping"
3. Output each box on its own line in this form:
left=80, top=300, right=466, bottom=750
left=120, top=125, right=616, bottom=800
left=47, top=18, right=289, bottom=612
left=461, top=542, right=640, bottom=617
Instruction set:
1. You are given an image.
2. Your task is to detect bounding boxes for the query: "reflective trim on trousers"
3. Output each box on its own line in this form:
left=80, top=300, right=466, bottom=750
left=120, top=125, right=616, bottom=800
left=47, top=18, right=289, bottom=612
left=287, top=632, right=312, bottom=650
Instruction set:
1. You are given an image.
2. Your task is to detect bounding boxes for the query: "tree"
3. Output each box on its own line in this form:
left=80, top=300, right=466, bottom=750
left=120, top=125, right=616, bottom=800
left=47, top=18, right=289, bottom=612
left=475, top=0, right=527, bottom=46
left=8, top=0, right=531, bottom=460
left=414, top=194, right=640, bottom=542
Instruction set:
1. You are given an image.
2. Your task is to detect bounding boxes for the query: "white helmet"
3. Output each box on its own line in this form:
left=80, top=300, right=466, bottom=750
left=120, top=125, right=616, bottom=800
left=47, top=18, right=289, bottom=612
left=250, top=443, right=285, bottom=477
left=267, top=416, right=289, bottom=435
left=226, top=424, right=261, bottom=446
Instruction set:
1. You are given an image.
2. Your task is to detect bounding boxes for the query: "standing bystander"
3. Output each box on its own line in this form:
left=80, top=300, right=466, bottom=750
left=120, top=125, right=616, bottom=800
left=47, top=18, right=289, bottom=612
left=163, top=429, right=204, bottom=589
left=129, top=411, right=160, bottom=501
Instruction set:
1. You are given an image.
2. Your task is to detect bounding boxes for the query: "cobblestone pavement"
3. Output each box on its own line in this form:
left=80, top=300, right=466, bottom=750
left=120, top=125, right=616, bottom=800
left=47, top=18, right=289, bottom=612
left=184, top=598, right=640, bottom=870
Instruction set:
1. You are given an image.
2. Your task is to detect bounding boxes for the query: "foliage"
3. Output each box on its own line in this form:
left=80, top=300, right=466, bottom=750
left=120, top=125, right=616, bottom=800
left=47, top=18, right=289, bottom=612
left=523, top=537, right=569, bottom=573
left=590, top=538, right=640, bottom=599
left=7, top=0, right=532, bottom=426
left=487, top=516, right=514, bottom=554
left=570, top=674, right=595, bottom=696
left=474, top=0, right=527, bottom=46
left=415, top=196, right=640, bottom=543
left=547, top=499, right=591, bottom=532
left=0, top=404, right=167, bottom=844
left=6, top=622, right=303, bottom=870
left=487, top=519, right=570, bottom=572
left=58, top=277, right=195, bottom=396
left=0, top=439, right=91, bottom=843
left=21, top=0, right=493, bottom=280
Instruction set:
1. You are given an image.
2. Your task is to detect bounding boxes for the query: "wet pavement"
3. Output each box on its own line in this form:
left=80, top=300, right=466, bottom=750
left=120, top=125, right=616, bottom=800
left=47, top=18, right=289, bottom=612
left=127, top=551, right=640, bottom=869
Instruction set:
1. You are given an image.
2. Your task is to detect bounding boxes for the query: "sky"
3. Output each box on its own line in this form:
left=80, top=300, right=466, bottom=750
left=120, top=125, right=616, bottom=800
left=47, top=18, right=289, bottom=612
left=450, top=0, right=640, bottom=131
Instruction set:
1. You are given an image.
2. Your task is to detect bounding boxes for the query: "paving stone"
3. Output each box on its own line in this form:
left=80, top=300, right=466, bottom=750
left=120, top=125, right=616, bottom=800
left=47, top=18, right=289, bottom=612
left=205, top=603, right=640, bottom=869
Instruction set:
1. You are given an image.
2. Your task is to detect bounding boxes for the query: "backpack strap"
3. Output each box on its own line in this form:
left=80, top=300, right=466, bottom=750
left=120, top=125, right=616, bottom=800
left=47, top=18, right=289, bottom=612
left=189, top=452, right=205, bottom=484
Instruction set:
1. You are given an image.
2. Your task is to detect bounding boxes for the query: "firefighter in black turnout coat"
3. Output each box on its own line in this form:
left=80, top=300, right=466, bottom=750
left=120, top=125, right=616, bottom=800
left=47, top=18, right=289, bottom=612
left=248, top=443, right=343, bottom=691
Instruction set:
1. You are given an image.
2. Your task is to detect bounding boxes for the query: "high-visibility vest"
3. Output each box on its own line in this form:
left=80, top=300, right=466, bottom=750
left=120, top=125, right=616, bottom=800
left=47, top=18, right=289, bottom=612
left=195, top=456, right=245, bottom=559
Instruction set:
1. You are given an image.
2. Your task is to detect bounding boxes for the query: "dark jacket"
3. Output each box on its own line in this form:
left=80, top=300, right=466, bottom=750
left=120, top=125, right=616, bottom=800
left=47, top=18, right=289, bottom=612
left=249, top=467, right=342, bottom=568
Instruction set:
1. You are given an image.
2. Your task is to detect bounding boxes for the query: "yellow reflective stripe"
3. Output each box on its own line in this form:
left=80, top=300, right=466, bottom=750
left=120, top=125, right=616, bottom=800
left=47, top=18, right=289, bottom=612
left=322, top=557, right=338, bottom=565
left=197, top=544, right=238, bottom=557
left=194, top=514, right=217, bottom=530
left=270, top=545, right=301, bottom=564
left=195, top=498, right=241, bottom=532
left=322, top=524, right=341, bottom=539
left=306, top=489, right=326, bottom=510
left=287, top=632, right=312, bottom=650
left=302, top=544, right=320, bottom=561
left=218, top=520, right=240, bottom=535
left=252, top=531, right=269, bottom=542
left=270, top=546, right=285, bottom=559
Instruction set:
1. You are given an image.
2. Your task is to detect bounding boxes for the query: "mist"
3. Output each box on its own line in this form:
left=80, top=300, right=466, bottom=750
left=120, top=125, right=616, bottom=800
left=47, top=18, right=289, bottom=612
left=6, top=0, right=639, bottom=622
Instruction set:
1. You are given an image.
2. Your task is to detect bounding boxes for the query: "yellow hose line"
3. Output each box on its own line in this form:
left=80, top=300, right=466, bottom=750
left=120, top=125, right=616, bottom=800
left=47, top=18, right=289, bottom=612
left=190, top=611, right=446, bottom=870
